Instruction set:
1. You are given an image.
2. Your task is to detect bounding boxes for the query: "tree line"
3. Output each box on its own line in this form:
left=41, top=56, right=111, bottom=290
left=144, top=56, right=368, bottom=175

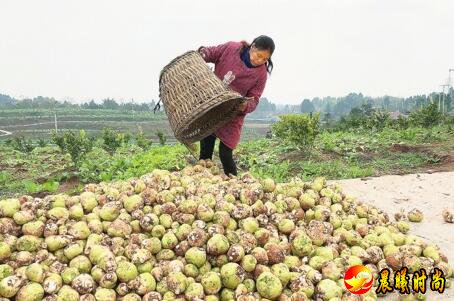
left=299, top=91, right=453, bottom=116
left=254, top=90, right=453, bottom=118
left=1, top=89, right=453, bottom=117
left=0, top=94, right=159, bottom=112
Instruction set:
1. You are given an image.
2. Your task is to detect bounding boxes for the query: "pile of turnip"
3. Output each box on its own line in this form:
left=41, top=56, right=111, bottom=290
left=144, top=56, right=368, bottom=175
left=0, top=160, right=452, bottom=301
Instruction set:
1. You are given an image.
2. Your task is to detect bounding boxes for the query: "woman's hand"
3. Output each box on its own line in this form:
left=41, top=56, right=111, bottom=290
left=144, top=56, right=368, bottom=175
left=238, top=97, right=254, bottom=112
left=238, top=101, right=248, bottom=112
left=198, top=47, right=206, bottom=59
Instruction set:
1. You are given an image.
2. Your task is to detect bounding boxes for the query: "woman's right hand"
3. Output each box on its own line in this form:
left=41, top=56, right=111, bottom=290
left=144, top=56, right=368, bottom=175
left=197, top=47, right=206, bottom=59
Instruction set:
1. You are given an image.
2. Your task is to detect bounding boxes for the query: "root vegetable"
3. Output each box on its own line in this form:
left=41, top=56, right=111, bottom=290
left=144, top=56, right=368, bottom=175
left=0, top=164, right=447, bottom=301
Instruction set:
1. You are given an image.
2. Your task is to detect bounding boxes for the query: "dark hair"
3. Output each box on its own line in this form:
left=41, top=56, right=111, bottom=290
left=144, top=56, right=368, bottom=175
left=240, top=35, right=275, bottom=74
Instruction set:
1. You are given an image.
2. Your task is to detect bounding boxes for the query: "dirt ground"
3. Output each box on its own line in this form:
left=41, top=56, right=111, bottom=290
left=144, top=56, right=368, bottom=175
left=391, top=143, right=454, bottom=174
left=331, top=171, right=454, bottom=301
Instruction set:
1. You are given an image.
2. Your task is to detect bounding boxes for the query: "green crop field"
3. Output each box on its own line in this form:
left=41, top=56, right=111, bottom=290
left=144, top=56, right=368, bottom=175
left=0, top=108, right=272, bottom=143
left=1, top=105, right=453, bottom=197
left=0, top=108, right=273, bottom=197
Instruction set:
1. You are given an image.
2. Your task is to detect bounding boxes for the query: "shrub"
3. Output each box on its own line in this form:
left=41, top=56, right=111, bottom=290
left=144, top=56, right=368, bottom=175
left=409, top=102, right=444, bottom=127
left=366, top=110, right=391, bottom=130
left=156, top=130, right=167, bottom=146
left=9, top=136, right=34, bottom=153
left=271, top=113, right=320, bottom=148
left=336, top=106, right=391, bottom=131
left=136, top=131, right=152, bottom=150
left=394, top=115, right=410, bottom=130
left=37, top=138, right=47, bottom=147
left=51, top=129, right=93, bottom=164
left=101, top=127, right=131, bottom=153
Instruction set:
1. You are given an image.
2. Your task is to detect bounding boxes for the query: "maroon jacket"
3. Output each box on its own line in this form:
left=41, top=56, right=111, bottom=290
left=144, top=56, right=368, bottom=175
left=199, top=41, right=268, bottom=149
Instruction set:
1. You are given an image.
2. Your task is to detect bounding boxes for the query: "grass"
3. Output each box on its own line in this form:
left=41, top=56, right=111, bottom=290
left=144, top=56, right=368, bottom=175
left=1, top=124, right=453, bottom=197
left=236, top=125, right=454, bottom=182
left=0, top=142, right=190, bottom=198
left=77, top=143, right=190, bottom=183
left=0, top=145, right=73, bottom=196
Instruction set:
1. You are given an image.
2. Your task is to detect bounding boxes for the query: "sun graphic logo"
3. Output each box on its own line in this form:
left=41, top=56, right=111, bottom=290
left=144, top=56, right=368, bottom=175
left=344, top=265, right=374, bottom=294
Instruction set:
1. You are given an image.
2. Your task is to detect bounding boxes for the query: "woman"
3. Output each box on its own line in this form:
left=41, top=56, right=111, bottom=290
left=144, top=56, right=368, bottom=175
left=197, top=35, right=275, bottom=177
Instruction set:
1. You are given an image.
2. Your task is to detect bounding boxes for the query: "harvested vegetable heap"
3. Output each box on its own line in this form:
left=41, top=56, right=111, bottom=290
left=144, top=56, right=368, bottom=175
left=0, top=160, right=452, bottom=301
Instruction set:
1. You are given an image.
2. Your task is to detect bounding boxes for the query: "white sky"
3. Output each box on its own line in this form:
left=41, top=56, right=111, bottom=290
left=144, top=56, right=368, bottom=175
left=0, top=0, right=453, bottom=105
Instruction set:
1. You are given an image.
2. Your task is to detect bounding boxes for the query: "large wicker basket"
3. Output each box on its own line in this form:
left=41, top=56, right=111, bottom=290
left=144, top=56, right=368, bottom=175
left=158, top=50, right=246, bottom=148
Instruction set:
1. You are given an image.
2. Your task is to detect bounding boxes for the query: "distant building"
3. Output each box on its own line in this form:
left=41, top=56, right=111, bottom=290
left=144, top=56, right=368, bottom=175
left=390, top=111, right=407, bottom=120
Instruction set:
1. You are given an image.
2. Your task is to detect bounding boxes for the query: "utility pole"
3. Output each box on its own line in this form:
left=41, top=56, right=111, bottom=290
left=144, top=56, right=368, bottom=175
left=440, top=84, right=449, bottom=114
left=54, top=112, right=58, bottom=132
left=449, top=69, right=454, bottom=85
left=449, top=69, right=454, bottom=112
left=438, top=89, right=442, bottom=112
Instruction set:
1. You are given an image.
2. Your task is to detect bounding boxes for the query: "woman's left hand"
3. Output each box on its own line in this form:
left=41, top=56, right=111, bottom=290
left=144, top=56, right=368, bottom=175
left=238, top=101, right=247, bottom=112
left=238, top=97, right=254, bottom=112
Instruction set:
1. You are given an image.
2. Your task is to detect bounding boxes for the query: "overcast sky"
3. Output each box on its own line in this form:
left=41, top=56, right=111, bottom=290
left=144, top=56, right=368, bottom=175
left=1, top=0, right=453, bottom=104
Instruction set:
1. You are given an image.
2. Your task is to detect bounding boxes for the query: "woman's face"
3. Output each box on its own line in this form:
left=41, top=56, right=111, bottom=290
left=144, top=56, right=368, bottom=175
left=249, top=44, right=271, bottom=67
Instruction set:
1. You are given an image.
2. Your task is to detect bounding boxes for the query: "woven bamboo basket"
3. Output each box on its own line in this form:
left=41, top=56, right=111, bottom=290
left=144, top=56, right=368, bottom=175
left=158, top=50, right=246, bottom=154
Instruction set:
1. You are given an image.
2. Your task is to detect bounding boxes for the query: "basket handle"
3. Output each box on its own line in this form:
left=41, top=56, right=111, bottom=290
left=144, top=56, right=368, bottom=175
left=153, top=99, right=162, bottom=114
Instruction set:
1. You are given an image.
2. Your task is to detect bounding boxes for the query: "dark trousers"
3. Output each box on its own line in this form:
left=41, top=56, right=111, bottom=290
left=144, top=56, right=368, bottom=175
left=199, top=134, right=237, bottom=176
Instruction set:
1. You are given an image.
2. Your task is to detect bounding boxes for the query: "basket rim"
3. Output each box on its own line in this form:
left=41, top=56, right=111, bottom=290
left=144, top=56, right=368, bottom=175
left=175, top=97, right=242, bottom=143
left=159, top=50, right=199, bottom=86
left=166, top=90, right=244, bottom=132
left=158, top=50, right=232, bottom=92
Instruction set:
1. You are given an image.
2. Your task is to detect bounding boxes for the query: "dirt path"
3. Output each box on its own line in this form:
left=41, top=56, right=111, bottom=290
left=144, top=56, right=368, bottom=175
left=0, top=129, right=12, bottom=137
left=331, top=172, right=454, bottom=300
